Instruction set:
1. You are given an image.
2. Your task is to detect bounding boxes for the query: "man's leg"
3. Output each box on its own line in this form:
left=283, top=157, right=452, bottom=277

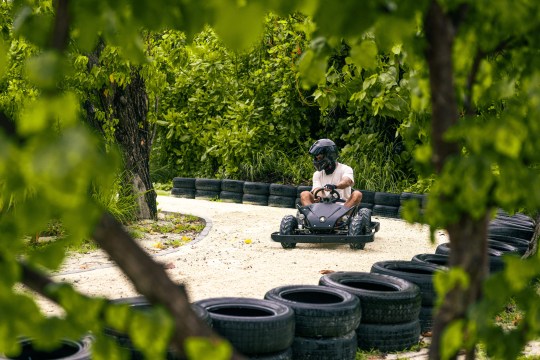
left=344, top=190, right=362, bottom=208
left=300, top=190, right=316, bottom=206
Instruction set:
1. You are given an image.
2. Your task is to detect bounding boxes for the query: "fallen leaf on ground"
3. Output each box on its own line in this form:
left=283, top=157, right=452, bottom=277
left=319, top=270, right=335, bottom=274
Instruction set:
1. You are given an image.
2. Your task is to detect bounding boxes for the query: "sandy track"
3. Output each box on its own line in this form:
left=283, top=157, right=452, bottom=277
left=42, top=196, right=447, bottom=311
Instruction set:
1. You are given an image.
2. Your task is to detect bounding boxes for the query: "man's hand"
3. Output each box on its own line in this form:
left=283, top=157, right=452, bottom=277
left=324, top=184, right=336, bottom=191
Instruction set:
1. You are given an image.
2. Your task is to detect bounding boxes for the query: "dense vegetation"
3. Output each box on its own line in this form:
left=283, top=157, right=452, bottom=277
left=147, top=15, right=419, bottom=192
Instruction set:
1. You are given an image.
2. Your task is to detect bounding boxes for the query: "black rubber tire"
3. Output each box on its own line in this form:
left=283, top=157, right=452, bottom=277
left=356, top=319, right=421, bottom=353
left=171, top=187, right=196, bottom=199
left=248, top=347, right=292, bottom=360
left=488, top=235, right=530, bottom=253
left=220, top=191, right=243, bottom=203
left=435, top=242, right=505, bottom=257
left=0, top=337, right=93, bottom=360
left=292, top=331, right=357, bottom=360
left=195, top=178, right=222, bottom=191
left=425, top=248, right=506, bottom=274
left=319, top=271, right=421, bottom=324
left=487, top=239, right=523, bottom=255
left=359, top=202, right=374, bottom=210
left=264, top=285, right=361, bottom=337
left=242, top=193, right=268, bottom=206
left=488, top=256, right=506, bottom=273
left=296, top=185, right=312, bottom=197
left=269, top=184, right=297, bottom=197
left=195, top=190, right=220, bottom=200
left=221, top=179, right=245, bottom=193
left=243, top=182, right=270, bottom=195
left=172, top=177, right=196, bottom=189
left=279, top=215, right=297, bottom=249
left=491, top=216, right=535, bottom=229
left=411, top=253, right=449, bottom=267
left=359, top=190, right=375, bottom=204
left=419, top=306, right=434, bottom=334
left=193, top=297, right=295, bottom=355
left=370, top=260, right=445, bottom=307
left=373, top=205, right=399, bottom=218
left=108, top=296, right=212, bottom=330
left=400, top=192, right=425, bottom=206
left=268, top=195, right=296, bottom=208
left=374, top=192, right=401, bottom=207
left=488, top=225, right=534, bottom=241
left=495, top=209, right=534, bottom=225
left=348, top=208, right=371, bottom=250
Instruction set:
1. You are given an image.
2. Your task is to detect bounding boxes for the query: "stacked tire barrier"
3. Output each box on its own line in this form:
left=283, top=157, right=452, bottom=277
left=358, top=189, right=375, bottom=210
left=370, top=260, right=446, bottom=334
left=372, top=192, right=401, bottom=219
left=268, top=184, right=297, bottom=208
left=319, top=272, right=422, bottom=352
left=170, top=178, right=427, bottom=219
left=243, top=182, right=271, bottom=206
left=220, top=179, right=245, bottom=204
left=488, top=210, right=536, bottom=254
left=398, top=192, right=426, bottom=220
left=193, top=297, right=295, bottom=359
left=195, top=178, right=221, bottom=200
left=105, top=297, right=212, bottom=360
left=171, top=177, right=196, bottom=199
left=264, top=285, right=361, bottom=360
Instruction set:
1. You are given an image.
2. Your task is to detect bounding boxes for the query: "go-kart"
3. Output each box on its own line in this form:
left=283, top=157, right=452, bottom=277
left=271, top=188, right=380, bottom=249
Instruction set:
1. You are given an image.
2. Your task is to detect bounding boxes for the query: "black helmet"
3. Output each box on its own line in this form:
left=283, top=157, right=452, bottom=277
left=309, top=139, right=338, bottom=172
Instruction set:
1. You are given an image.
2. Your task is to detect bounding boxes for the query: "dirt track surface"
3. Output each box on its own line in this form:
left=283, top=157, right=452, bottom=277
left=35, top=195, right=539, bottom=359
left=46, top=196, right=447, bottom=305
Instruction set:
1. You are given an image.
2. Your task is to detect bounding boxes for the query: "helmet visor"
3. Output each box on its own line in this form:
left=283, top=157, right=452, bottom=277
left=313, top=154, right=330, bottom=171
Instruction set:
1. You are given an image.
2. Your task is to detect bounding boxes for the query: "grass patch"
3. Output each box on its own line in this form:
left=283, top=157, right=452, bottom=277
left=129, top=213, right=205, bottom=235
left=25, top=211, right=205, bottom=254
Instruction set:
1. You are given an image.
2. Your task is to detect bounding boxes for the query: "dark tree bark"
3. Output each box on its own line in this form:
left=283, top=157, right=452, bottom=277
left=424, top=2, right=489, bottom=359
left=84, top=41, right=157, bottom=220
left=109, top=68, right=157, bottom=220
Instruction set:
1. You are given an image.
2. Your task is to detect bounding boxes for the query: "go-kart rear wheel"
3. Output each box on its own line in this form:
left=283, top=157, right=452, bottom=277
left=348, top=208, right=371, bottom=250
left=280, top=215, right=297, bottom=249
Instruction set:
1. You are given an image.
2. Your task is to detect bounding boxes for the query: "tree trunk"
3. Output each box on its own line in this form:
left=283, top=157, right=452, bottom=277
left=110, top=69, right=157, bottom=220
left=83, top=42, right=157, bottom=220
left=424, top=1, right=489, bottom=359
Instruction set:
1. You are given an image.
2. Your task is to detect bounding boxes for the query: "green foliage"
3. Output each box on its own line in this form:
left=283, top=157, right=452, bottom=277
left=3, top=0, right=540, bottom=359
left=149, top=15, right=315, bottom=180
left=92, top=171, right=140, bottom=225
left=185, top=337, right=232, bottom=360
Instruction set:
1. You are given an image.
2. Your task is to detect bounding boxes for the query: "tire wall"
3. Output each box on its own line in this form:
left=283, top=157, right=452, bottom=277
left=170, top=178, right=429, bottom=219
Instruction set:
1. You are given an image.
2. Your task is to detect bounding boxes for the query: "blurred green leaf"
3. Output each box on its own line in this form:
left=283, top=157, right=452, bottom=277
left=185, top=337, right=233, bottom=360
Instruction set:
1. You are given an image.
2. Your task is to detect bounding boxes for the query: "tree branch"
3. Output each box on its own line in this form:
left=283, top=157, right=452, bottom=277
left=92, top=212, right=246, bottom=359
left=17, top=212, right=246, bottom=359
left=425, top=0, right=460, bottom=173
left=51, top=0, right=71, bottom=53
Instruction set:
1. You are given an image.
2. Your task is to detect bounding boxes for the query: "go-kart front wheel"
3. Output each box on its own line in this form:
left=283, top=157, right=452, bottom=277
left=348, top=208, right=372, bottom=250
left=280, top=215, right=297, bottom=249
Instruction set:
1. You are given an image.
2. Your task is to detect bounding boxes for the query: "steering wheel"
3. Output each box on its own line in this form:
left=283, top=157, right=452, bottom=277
left=313, top=187, right=341, bottom=204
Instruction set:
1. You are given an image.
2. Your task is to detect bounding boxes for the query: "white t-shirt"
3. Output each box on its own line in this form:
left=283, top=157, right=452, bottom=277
left=311, top=162, right=355, bottom=200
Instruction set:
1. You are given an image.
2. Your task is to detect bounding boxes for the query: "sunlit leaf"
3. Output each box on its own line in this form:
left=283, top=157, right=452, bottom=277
left=185, top=337, right=233, bottom=360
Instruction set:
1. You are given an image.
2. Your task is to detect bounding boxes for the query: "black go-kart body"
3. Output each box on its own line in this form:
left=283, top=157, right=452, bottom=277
left=271, top=189, right=380, bottom=249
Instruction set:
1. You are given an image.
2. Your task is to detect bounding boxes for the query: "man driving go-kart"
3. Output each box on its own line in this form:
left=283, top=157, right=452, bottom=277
left=300, top=139, right=363, bottom=209
left=271, top=139, right=379, bottom=250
